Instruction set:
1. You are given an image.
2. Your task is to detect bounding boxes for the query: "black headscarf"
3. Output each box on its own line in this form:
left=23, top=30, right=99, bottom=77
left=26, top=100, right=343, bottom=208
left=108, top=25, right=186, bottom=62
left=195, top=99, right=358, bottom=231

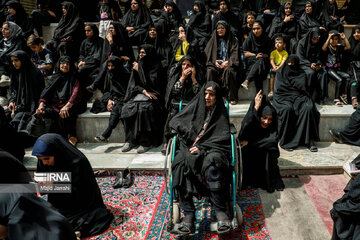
left=297, top=27, right=324, bottom=66
left=8, top=50, right=45, bottom=113
left=299, top=1, right=321, bottom=37
left=32, top=133, right=113, bottom=237
left=188, top=0, right=211, bottom=39
left=122, top=0, right=152, bottom=29
left=100, top=21, right=135, bottom=63
left=165, top=55, right=204, bottom=108
left=164, top=0, right=183, bottom=28
left=0, top=21, right=24, bottom=61
left=205, top=20, right=239, bottom=69
left=0, top=149, right=30, bottom=183
left=349, top=25, right=360, bottom=62
left=53, top=2, right=84, bottom=41
left=321, top=0, right=339, bottom=24
left=242, top=20, right=272, bottom=55
left=169, top=81, right=231, bottom=153
left=269, top=2, right=297, bottom=39
left=239, top=94, right=278, bottom=151
left=5, top=0, right=33, bottom=37
left=40, top=56, right=77, bottom=103
left=124, top=44, right=163, bottom=101
left=79, top=23, right=104, bottom=65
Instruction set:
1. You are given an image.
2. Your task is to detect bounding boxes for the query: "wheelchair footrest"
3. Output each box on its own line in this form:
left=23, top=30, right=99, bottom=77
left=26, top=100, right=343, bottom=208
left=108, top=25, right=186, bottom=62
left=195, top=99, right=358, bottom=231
left=209, top=217, right=240, bottom=232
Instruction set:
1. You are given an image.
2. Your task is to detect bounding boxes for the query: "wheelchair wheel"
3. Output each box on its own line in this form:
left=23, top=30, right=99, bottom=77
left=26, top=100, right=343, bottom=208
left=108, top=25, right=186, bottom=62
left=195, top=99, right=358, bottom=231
left=164, top=138, right=173, bottom=195
left=172, top=201, right=181, bottom=224
left=235, top=138, right=243, bottom=192
left=235, top=203, right=243, bottom=226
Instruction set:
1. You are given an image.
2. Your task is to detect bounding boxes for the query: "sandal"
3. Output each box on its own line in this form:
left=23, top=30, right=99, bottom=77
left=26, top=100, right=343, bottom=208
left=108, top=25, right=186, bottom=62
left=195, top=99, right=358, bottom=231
left=172, top=221, right=195, bottom=235
left=334, top=99, right=343, bottom=106
left=68, top=136, right=78, bottom=146
left=112, top=171, right=124, bottom=189
left=352, top=97, right=358, bottom=109
left=217, top=220, right=231, bottom=234
left=122, top=168, right=133, bottom=188
left=340, top=95, right=348, bottom=105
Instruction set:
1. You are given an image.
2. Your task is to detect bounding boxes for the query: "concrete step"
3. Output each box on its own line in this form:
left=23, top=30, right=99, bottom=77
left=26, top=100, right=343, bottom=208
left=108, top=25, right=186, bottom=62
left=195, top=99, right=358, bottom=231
left=76, top=101, right=356, bottom=143
left=23, top=142, right=360, bottom=176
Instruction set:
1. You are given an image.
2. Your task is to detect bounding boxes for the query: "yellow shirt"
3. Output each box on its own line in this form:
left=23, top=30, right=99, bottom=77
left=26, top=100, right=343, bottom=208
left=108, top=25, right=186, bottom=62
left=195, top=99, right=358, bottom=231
left=175, top=41, right=189, bottom=62
left=270, top=49, right=288, bottom=66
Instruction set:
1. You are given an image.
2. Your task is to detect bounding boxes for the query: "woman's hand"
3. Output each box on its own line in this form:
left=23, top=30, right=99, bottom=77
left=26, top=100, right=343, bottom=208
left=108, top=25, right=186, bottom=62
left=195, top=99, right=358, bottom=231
left=191, top=67, right=197, bottom=83
left=189, top=146, right=200, bottom=154
left=240, top=140, right=248, bottom=147
left=221, top=60, right=229, bottom=69
left=77, top=61, right=85, bottom=69
left=142, top=90, right=158, bottom=100
left=181, top=67, right=192, bottom=79
left=59, top=102, right=73, bottom=119
left=8, top=102, right=15, bottom=111
left=121, top=56, right=130, bottom=61
left=106, top=32, right=113, bottom=44
left=256, top=53, right=264, bottom=58
left=36, top=102, right=46, bottom=115
left=107, top=99, right=115, bottom=111
left=254, top=90, right=263, bottom=111
left=132, top=62, right=138, bottom=71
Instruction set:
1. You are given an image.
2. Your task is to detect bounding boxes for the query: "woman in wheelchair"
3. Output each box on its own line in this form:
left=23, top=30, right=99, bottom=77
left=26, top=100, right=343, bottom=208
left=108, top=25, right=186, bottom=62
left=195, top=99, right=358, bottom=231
left=168, top=81, right=232, bottom=235
left=239, top=90, right=284, bottom=193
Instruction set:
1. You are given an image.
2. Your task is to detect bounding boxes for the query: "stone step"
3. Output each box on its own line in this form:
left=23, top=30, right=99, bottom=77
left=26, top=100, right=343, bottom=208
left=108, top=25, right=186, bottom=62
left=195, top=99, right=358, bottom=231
left=76, top=101, right=355, bottom=143
left=23, top=142, right=360, bottom=176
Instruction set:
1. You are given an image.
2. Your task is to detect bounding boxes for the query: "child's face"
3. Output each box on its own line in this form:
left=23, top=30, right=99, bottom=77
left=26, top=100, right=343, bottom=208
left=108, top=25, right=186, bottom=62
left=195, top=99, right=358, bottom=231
left=29, top=44, right=42, bottom=53
left=353, top=29, right=360, bottom=41
left=107, top=61, right=115, bottom=71
left=247, top=15, right=255, bottom=25
left=149, top=27, right=157, bottom=38
left=7, top=6, right=15, bottom=16
left=85, top=26, right=94, bottom=38
left=330, top=35, right=339, bottom=47
left=275, top=39, right=284, bottom=50
left=219, top=1, right=228, bottom=12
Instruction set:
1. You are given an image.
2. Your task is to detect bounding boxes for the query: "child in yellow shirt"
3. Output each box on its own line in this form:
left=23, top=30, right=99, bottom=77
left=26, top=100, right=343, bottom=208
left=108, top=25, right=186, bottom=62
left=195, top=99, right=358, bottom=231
left=269, top=36, right=288, bottom=98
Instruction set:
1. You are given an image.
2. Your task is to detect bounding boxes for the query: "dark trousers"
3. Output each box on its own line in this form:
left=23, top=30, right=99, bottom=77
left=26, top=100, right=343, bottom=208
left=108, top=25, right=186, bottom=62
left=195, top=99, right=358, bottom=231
left=102, top=101, right=123, bottom=139
left=327, top=69, right=350, bottom=100
left=246, top=57, right=269, bottom=92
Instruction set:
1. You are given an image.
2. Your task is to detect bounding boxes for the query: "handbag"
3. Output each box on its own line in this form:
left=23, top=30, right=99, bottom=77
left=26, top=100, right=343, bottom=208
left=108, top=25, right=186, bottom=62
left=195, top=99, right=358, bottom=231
left=26, top=114, right=53, bottom=138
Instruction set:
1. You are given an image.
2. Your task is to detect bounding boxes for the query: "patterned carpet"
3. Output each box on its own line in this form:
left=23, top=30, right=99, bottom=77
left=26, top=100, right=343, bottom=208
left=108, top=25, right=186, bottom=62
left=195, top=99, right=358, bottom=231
left=82, top=173, right=270, bottom=240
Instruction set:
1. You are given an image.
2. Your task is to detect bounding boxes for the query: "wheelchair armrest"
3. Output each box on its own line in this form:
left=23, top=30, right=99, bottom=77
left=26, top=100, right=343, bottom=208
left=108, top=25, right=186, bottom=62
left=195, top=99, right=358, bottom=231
left=230, top=123, right=237, bottom=135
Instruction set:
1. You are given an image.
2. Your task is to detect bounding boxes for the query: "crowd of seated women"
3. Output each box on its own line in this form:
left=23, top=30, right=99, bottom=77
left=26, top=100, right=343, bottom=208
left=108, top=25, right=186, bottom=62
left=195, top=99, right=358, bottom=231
left=0, top=0, right=360, bottom=152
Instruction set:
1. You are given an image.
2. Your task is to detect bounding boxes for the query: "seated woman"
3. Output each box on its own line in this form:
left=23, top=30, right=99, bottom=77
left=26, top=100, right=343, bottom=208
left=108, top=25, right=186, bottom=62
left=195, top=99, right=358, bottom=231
left=31, top=0, right=58, bottom=39
left=211, top=0, right=239, bottom=38
left=329, top=107, right=360, bottom=147
left=343, top=0, right=360, bottom=24
left=5, top=0, right=33, bottom=38
left=269, top=2, right=297, bottom=54
left=91, top=57, right=131, bottom=141
left=7, top=50, right=45, bottom=130
left=187, top=1, right=211, bottom=51
left=0, top=21, right=26, bottom=107
left=273, top=55, right=320, bottom=152
left=320, top=0, right=344, bottom=33
left=330, top=154, right=360, bottom=240
left=154, top=0, right=184, bottom=38
left=162, top=55, right=204, bottom=154
left=169, top=81, right=232, bottom=235
left=298, top=1, right=324, bottom=39
left=121, top=44, right=166, bottom=153
left=77, top=23, right=104, bottom=104
left=0, top=150, right=78, bottom=240
left=143, top=24, right=172, bottom=69
left=238, top=90, right=284, bottom=193
left=242, top=20, right=272, bottom=93
left=45, top=2, right=85, bottom=63
left=121, top=0, right=152, bottom=46
left=205, top=20, right=239, bottom=104
left=36, top=56, right=82, bottom=146
left=348, top=25, right=360, bottom=108
left=297, top=28, right=328, bottom=104
left=100, top=21, right=135, bottom=65
left=32, top=133, right=114, bottom=238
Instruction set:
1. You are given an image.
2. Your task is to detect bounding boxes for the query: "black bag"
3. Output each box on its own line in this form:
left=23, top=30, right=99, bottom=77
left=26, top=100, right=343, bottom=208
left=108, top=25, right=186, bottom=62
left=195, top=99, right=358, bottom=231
left=12, top=112, right=33, bottom=134
left=26, top=114, right=53, bottom=138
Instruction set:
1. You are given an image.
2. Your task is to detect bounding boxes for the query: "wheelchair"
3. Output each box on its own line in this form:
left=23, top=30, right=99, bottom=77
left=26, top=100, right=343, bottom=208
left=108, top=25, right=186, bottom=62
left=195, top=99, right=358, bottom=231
left=164, top=100, right=243, bottom=235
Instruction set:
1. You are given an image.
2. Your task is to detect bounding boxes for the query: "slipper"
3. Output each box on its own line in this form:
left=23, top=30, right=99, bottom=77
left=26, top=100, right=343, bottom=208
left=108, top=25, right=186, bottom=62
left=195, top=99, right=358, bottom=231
left=171, top=221, right=195, bottom=235
left=122, top=168, right=133, bottom=188
left=334, top=99, right=343, bottom=106
left=340, top=95, right=348, bottom=105
left=217, top=220, right=231, bottom=234
left=112, top=171, right=124, bottom=189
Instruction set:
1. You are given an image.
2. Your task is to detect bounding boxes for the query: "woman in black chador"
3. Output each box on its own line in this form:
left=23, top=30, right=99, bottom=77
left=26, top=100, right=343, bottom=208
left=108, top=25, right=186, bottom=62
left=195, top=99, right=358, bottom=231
left=0, top=150, right=78, bottom=240
left=297, top=27, right=328, bottom=103
left=187, top=0, right=211, bottom=51
left=36, top=56, right=82, bottom=146
left=239, top=90, right=284, bottom=193
left=121, top=44, right=166, bottom=153
left=91, top=56, right=131, bottom=142
left=32, top=133, right=114, bottom=238
left=143, top=24, right=172, bottom=69
left=154, top=0, right=184, bottom=37
left=205, top=20, right=240, bottom=104
left=7, top=50, right=45, bottom=129
left=348, top=25, right=360, bottom=108
left=273, top=54, right=320, bottom=152
left=169, top=81, right=232, bottom=235
left=330, top=154, right=360, bottom=240
left=5, top=0, right=33, bottom=38
left=162, top=55, right=204, bottom=154
left=320, top=0, right=343, bottom=33
left=46, top=1, right=85, bottom=62
left=121, top=0, right=152, bottom=46
left=298, top=1, right=323, bottom=39
left=211, top=0, right=239, bottom=38
left=242, top=20, right=272, bottom=93
left=269, top=2, right=297, bottom=54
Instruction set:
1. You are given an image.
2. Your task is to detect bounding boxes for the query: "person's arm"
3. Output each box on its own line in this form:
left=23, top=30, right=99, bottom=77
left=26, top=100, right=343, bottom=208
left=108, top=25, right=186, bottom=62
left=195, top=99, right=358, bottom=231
left=270, top=58, right=276, bottom=69
left=322, top=33, right=332, bottom=51
left=278, top=58, right=287, bottom=69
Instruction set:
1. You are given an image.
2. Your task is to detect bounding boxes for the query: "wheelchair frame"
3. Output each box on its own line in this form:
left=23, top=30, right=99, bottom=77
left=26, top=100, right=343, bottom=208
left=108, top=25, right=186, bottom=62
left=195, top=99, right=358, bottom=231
left=164, top=101, right=243, bottom=234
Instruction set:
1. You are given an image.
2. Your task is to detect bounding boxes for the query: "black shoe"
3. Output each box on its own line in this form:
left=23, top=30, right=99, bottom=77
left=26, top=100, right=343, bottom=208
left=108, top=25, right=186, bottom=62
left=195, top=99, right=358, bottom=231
left=161, top=144, right=167, bottom=156
left=94, top=135, right=109, bottom=143
left=308, top=141, right=318, bottom=152
left=329, top=129, right=343, bottom=144
left=171, top=221, right=195, bottom=235
left=121, top=142, right=138, bottom=152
